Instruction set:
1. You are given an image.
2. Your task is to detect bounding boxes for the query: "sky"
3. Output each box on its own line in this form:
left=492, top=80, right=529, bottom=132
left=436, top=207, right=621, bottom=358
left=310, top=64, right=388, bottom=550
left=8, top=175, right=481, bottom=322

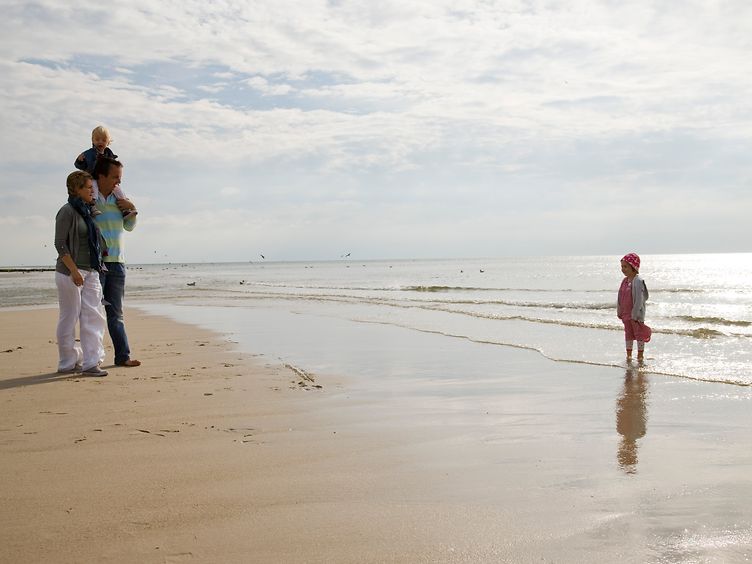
left=1, top=0, right=751, bottom=265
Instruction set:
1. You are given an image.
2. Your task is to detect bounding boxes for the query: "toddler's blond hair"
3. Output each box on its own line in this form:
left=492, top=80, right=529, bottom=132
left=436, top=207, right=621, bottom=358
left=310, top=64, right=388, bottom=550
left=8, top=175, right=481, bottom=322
left=91, top=125, right=112, bottom=143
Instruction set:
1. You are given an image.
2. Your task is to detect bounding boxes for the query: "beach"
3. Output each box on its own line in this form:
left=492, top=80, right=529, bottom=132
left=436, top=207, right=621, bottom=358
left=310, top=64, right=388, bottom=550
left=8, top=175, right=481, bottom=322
left=2, top=305, right=752, bottom=563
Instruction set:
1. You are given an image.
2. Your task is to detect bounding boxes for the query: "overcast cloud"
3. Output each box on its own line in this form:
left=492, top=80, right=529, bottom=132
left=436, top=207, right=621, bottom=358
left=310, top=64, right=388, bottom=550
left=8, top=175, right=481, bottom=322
left=1, top=0, right=751, bottom=265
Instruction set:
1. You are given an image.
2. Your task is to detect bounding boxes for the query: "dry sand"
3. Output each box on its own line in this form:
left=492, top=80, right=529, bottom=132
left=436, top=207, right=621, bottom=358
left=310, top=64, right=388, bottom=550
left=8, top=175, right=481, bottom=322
left=2, top=307, right=752, bottom=563
left=2, top=308, right=505, bottom=563
left=1, top=308, right=361, bottom=562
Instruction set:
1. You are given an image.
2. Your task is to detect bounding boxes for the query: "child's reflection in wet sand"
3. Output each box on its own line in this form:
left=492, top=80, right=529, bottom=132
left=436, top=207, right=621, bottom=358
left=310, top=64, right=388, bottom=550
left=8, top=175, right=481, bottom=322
left=616, top=367, right=649, bottom=474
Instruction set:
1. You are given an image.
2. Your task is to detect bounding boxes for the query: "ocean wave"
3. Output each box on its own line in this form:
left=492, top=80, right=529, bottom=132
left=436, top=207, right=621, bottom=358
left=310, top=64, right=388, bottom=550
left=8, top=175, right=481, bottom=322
left=244, top=283, right=586, bottom=293
left=176, top=287, right=744, bottom=340
left=403, top=285, right=709, bottom=294
left=168, top=276, right=726, bottom=303
left=229, top=281, right=612, bottom=294
left=443, top=299, right=616, bottom=310
left=231, top=282, right=710, bottom=297
left=685, top=327, right=725, bottom=338
left=403, top=285, right=610, bottom=294
left=184, top=284, right=618, bottom=311
left=653, top=288, right=706, bottom=294
left=353, top=319, right=751, bottom=387
left=417, top=305, right=730, bottom=339
left=674, top=315, right=751, bottom=327
left=278, top=286, right=615, bottom=311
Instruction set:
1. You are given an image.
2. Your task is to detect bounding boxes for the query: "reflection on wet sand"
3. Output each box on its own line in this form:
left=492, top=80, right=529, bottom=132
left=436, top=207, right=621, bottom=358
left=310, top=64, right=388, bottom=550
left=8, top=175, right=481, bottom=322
left=616, top=367, right=649, bottom=474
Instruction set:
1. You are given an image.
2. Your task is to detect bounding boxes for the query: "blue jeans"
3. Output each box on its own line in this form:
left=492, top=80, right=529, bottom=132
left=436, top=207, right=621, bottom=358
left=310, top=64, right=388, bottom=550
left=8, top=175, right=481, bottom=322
left=100, top=262, right=131, bottom=365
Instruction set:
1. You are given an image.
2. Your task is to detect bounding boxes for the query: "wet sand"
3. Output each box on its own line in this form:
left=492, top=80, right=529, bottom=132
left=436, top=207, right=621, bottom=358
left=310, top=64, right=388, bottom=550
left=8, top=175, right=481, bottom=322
left=1, top=307, right=752, bottom=563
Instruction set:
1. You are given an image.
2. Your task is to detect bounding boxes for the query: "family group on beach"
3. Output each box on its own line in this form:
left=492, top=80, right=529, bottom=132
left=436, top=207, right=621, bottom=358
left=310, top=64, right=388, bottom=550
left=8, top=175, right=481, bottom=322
left=54, top=126, right=140, bottom=377
left=53, top=126, right=652, bottom=377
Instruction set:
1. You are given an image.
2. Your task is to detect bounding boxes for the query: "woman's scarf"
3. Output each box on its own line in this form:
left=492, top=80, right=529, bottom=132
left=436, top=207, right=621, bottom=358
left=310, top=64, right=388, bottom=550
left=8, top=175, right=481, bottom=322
left=68, top=196, right=105, bottom=272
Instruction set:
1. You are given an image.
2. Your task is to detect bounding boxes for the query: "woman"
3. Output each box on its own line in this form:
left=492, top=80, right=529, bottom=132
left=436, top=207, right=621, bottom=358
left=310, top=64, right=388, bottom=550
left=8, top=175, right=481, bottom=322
left=54, top=171, right=108, bottom=376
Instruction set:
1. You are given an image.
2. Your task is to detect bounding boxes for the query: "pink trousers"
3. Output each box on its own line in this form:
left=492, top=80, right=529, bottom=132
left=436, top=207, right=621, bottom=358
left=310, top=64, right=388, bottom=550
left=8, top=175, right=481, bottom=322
left=623, top=319, right=652, bottom=349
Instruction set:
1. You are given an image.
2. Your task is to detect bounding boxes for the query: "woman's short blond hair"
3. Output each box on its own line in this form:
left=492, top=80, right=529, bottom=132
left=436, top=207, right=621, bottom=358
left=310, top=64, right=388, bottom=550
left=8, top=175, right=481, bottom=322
left=91, top=125, right=111, bottom=142
left=66, top=170, right=92, bottom=196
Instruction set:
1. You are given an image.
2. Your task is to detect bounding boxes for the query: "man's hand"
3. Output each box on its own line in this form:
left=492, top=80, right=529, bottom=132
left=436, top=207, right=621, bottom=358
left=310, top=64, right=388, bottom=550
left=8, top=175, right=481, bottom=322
left=116, top=198, right=136, bottom=212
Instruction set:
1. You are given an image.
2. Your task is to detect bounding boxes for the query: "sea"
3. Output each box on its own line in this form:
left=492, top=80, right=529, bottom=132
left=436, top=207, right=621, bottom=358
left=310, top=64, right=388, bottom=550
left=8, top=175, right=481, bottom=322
left=2, top=253, right=751, bottom=387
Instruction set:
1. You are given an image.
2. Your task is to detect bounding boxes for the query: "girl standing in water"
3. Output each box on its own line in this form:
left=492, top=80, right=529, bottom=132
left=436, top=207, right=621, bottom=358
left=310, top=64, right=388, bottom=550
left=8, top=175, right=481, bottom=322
left=617, top=253, right=651, bottom=362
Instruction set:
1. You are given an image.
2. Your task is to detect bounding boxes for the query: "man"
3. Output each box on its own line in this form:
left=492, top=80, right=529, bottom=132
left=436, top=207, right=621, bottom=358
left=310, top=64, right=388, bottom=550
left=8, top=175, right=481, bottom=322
left=93, top=157, right=141, bottom=367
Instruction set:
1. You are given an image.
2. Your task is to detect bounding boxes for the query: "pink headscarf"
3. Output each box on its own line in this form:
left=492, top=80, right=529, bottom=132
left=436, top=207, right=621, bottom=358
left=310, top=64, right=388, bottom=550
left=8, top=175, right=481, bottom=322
left=622, top=253, right=640, bottom=273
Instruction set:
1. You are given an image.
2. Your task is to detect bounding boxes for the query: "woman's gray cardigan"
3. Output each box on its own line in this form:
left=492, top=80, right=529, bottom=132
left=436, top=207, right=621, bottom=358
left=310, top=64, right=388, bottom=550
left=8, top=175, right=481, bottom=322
left=54, top=203, right=106, bottom=275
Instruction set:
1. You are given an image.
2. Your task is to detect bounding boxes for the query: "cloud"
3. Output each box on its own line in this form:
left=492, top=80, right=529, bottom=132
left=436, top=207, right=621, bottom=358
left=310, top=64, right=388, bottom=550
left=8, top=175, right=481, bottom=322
left=196, top=83, right=227, bottom=94
left=244, top=76, right=295, bottom=96
left=1, top=1, right=751, bottom=265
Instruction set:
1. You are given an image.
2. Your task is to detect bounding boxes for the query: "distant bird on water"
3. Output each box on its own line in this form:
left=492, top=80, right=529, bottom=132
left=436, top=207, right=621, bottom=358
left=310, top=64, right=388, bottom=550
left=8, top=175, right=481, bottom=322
left=187, top=281, right=196, bottom=286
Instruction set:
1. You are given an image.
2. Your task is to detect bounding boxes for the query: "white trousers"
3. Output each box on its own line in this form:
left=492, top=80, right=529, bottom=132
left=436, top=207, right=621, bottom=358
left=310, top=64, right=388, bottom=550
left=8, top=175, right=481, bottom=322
left=55, top=270, right=106, bottom=371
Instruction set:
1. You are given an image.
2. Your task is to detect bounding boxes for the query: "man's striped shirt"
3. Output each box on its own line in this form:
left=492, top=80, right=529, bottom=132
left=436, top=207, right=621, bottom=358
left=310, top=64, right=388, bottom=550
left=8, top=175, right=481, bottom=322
left=94, top=185, right=136, bottom=263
